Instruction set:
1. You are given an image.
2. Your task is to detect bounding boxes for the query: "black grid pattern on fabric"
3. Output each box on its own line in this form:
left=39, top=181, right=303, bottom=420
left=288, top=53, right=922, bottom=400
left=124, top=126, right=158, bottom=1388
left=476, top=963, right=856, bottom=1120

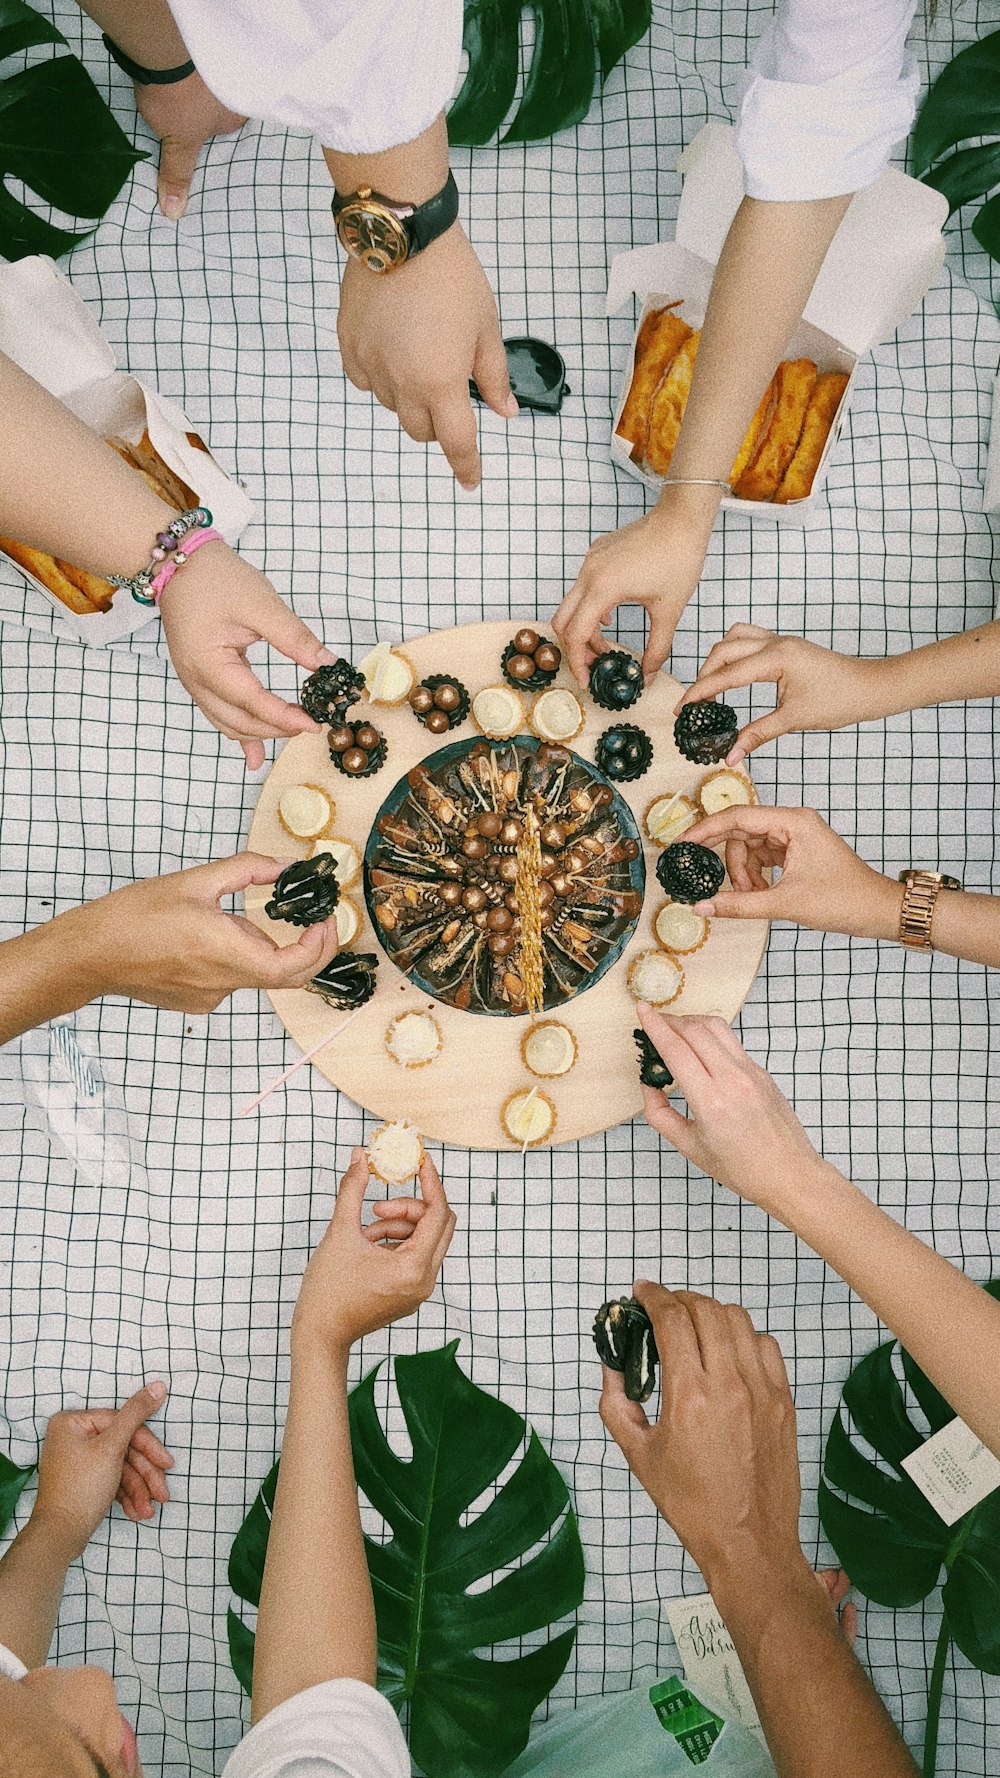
left=0, top=2, right=998, bottom=1774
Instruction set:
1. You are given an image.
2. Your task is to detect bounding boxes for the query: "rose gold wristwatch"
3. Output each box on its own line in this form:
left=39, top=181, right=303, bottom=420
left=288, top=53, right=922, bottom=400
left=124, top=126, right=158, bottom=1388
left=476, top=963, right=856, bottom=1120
left=897, top=869, right=961, bottom=949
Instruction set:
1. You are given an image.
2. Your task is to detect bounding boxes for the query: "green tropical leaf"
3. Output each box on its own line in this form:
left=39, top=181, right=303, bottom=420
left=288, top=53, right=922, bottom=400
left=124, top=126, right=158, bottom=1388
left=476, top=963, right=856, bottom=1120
left=228, top=1343, right=585, bottom=1778
left=972, top=189, right=1000, bottom=263
left=0, top=0, right=65, bottom=61
left=0, top=1451, right=35, bottom=1539
left=911, top=29, right=1000, bottom=176
left=922, top=144, right=1000, bottom=217
left=448, top=0, right=651, bottom=146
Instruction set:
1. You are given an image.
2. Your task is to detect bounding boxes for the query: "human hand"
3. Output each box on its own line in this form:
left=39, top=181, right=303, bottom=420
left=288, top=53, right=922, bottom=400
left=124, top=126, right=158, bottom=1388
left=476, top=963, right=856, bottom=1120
left=337, top=223, right=514, bottom=489
left=133, top=70, right=247, bottom=219
left=677, top=625, right=888, bottom=764
left=159, top=543, right=335, bottom=770
left=71, top=853, right=339, bottom=1013
left=635, top=1008, right=825, bottom=1217
left=552, top=488, right=716, bottom=688
left=32, top=1383, right=173, bottom=1557
left=292, top=1148, right=456, bottom=1354
left=682, top=804, right=904, bottom=940
left=599, top=1283, right=808, bottom=1597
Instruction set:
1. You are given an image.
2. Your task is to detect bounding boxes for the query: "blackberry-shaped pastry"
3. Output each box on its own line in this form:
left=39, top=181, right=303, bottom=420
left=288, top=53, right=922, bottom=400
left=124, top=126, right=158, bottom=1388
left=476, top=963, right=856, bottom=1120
left=596, top=723, right=653, bottom=782
left=656, top=840, right=725, bottom=904
left=634, top=1028, right=673, bottom=1091
left=589, top=648, right=643, bottom=712
left=328, top=719, right=387, bottom=778
left=673, top=698, right=738, bottom=764
left=300, top=658, right=366, bottom=726
left=593, top=1296, right=659, bottom=1403
left=501, top=628, right=562, bottom=691
left=265, top=854, right=340, bottom=927
left=408, top=673, right=470, bottom=735
left=308, top=951, right=379, bottom=1010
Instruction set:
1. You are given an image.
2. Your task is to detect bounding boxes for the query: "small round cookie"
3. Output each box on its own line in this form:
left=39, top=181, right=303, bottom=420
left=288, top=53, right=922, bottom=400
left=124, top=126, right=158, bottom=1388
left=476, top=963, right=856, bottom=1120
left=627, top=949, right=684, bottom=1006
left=521, top=1020, right=577, bottom=1079
left=309, top=835, right=362, bottom=889
left=385, top=1010, right=442, bottom=1069
left=644, top=792, right=698, bottom=848
left=471, top=684, right=525, bottom=740
left=501, top=1088, right=557, bottom=1147
left=653, top=901, right=709, bottom=956
left=278, top=784, right=334, bottom=842
left=368, top=1120, right=426, bottom=1185
left=358, top=641, right=416, bottom=706
left=334, top=896, right=362, bottom=948
left=697, top=768, right=756, bottom=816
left=529, top=687, right=585, bottom=745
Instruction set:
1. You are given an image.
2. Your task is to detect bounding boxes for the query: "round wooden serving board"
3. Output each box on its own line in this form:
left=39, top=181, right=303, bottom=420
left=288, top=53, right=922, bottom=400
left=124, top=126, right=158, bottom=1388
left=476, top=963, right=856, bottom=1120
left=244, top=621, right=769, bottom=1150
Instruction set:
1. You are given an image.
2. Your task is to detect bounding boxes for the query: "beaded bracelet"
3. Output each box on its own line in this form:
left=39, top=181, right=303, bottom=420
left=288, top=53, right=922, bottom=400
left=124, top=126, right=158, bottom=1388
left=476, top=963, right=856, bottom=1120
left=109, top=507, right=221, bottom=607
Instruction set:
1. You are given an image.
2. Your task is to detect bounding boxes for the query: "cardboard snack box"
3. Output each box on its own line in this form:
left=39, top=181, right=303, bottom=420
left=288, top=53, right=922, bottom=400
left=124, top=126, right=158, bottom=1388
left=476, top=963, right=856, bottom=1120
left=607, top=122, right=948, bottom=521
left=0, top=255, right=253, bottom=643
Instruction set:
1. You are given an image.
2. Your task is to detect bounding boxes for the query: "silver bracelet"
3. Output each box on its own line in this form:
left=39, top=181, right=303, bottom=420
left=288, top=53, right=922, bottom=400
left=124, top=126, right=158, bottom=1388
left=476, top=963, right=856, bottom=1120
left=660, top=477, right=732, bottom=491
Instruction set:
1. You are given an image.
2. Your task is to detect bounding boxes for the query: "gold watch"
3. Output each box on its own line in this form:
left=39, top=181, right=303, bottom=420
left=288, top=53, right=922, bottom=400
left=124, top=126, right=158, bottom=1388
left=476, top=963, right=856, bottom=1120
left=331, top=173, right=459, bottom=273
left=897, top=869, right=961, bottom=949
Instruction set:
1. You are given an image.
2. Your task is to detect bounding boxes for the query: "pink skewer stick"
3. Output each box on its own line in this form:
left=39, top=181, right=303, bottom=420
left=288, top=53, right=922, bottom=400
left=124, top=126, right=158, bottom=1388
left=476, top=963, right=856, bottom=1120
left=237, top=1007, right=363, bottom=1117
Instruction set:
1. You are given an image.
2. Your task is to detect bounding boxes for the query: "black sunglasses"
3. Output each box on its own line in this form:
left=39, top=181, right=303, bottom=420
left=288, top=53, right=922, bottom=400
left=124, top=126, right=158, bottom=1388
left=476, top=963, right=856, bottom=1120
left=470, top=336, right=570, bottom=416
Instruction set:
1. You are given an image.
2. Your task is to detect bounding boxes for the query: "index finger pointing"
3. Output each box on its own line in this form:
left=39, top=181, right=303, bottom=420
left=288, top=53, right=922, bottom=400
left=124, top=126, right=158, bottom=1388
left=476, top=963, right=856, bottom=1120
left=432, top=392, right=481, bottom=490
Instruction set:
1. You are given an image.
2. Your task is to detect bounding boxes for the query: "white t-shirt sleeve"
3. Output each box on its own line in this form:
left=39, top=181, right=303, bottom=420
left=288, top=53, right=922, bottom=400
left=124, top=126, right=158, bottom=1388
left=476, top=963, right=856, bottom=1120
left=0, top=1641, right=28, bottom=1681
left=167, top=0, right=464, bottom=155
left=735, top=0, right=921, bottom=201
left=221, top=1678, right=410, bottom=1778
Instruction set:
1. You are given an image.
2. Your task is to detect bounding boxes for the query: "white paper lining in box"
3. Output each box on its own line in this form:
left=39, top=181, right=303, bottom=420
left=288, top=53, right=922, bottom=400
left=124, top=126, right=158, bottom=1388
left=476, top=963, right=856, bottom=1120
left=0, top=255, right=253, bottom=644
left=607, top=123, right=948, bottom=522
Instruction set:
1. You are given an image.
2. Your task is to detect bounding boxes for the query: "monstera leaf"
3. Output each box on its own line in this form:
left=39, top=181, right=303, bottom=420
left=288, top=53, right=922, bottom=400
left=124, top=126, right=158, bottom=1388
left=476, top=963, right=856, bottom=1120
left=911, top=29, right=1000, bottom=263
left=448, top=0, right=651, bottom=145
left=229, top=1342, right=585, bottom=1778
left=0, top=1450, right=35, bottom=1536
left=0, top=0, right=145, bottom=261
left=819, top=1282, right=1000, bottom=1778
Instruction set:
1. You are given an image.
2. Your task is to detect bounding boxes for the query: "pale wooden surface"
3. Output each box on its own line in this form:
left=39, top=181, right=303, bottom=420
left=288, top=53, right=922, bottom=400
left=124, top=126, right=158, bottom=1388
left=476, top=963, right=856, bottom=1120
left=244, top=621, right=769, bottom=1149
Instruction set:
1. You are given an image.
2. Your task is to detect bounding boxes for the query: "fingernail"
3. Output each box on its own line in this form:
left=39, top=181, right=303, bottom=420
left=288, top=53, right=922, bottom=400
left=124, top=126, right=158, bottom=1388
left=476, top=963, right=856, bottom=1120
left=459, top=481, right=478, bottom=494
left=162, top=193, right=184, bottom=219
left=504, top=394, right=519, bottom=418
left=315, top=647, right=338, bottom=665
left=147, top=1381, right=167, bottom=1404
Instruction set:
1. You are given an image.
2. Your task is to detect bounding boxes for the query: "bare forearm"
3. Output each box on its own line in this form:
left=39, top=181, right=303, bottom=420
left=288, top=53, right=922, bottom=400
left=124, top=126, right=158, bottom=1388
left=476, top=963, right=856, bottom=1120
left=712, top=1565, right=918, bottom=1778
left=863, top=624, right=1000, bottom=721
left=0, top=1513, right=76, bottom=1669
left=0, top=908, right=105, bottom=1046
left=777, top=1163, right=1000, bottom=1457
left=323, top=112, right=449, bottom=205
left=75, top=0, right=189, bottom=67
left=251, top=1341, right=377, bottom=1723
left=852, top=876, right=1000, bottom=970
left=0, top=355, right=172, bottom=579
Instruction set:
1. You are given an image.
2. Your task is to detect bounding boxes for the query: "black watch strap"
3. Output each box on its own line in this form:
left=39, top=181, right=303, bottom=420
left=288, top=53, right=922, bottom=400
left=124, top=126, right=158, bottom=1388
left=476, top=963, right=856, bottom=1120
left=406, top=171, right=460, bottom=253
left=103, top=33, right=196, bottom=85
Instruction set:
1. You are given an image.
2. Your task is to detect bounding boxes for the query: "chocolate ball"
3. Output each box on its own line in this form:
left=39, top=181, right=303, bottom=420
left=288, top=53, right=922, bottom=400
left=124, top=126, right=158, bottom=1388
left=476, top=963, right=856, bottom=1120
left=514, top=627, right=539, bottom=654
left=551, top=872, right=572, bottom=897
left=541, top=822, right=566, bottom=850
left=462, top=886, right=487, bottom=913
left=489, top=933, right=515, bottom=958
left=409, top=686, right=434, bottom=714
left=499, top=857, right=519, bottom=884
left=463, top=836, right=487, bottom=860
left=355, top=724, right=380, bottom=751
left=500, top=819, right=522, bottom=846
left=342, top=747, right=368, bottom=775
left=565, top=849, right=587, bottom=874
left=329, top=726, right=353, bottom=753
left=539, top=851, right=558, bottom=878
left=535, top=641, right=561, bottom=674
left=486, top=906, right=514, bottom=933
left=434, top=683, right=461, bottom=712
left=478, top=811, right=502, bottom=839
left=507, top=653, right=536, bottom=683
left=540, top=907, right=554, bottom=930
left=538, top=880, right=554, bottom=907
left=425, top=709, right=451, bottom=735
left=438, top=880, right=462, bottom=907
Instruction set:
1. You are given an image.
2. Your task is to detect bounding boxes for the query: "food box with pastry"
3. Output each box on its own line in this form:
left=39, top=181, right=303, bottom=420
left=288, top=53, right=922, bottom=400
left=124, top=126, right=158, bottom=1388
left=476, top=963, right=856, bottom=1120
left=0, top=255, right=253, bottom=643
left=607, top=121, right=947, bottom=519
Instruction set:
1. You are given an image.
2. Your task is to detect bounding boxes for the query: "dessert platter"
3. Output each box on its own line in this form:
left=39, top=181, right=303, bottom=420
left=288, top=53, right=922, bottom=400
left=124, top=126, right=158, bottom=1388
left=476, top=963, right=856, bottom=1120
left=243, top=620, right=769, bottom=1152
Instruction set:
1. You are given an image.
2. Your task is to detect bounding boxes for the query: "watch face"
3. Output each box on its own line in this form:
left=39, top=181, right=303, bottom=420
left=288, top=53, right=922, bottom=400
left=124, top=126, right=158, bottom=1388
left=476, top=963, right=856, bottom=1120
left=337, top=200, right=409, bottom=272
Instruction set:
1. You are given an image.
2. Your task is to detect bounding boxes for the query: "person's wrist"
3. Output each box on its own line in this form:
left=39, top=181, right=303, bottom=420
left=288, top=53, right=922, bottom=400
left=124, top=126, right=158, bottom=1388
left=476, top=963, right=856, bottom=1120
left=757, top=1153, right=843, bottom=1231
left=861, top=870, right=906, bottom=942
left=44, top=902, right=118, bottom=1007
left=25, top=1501, right=89, bottom=1565
left=289, top=1306, right=353, bottom=1373
left=157, top=537, right=230, bottom=621
left=708, top=1546, right=820, bottom=1643
left=851, top=654, right=900, bottom=724
left=652, top=479, right=721, bottom=532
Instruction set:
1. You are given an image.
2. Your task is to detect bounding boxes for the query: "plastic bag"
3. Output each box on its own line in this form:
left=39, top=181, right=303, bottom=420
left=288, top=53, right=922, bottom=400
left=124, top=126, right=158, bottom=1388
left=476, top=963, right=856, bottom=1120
left=505, top=1680, right=776, bottom=1778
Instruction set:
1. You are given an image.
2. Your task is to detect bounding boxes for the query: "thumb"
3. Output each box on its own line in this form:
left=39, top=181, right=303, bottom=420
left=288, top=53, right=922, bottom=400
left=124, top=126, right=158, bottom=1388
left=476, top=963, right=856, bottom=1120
left=109, top=1382, right=168, bottom=1451
left=701, top=886, right=777, bottom=921
left=157, top=135, right=201, bottom=219
left=599, top=1365, right=649, bottom=1459
left=734, top=708, right=789, bottom=759
left=642, top=601, right=676, bottom=683
left=472, top=327, right=518, bottom=419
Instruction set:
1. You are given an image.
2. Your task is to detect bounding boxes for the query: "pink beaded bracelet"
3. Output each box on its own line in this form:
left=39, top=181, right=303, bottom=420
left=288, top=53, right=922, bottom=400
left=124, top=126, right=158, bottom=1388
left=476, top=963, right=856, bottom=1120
left=148, top=525, right=223, bottom=604
left=109, top=506, right=224, bottom=606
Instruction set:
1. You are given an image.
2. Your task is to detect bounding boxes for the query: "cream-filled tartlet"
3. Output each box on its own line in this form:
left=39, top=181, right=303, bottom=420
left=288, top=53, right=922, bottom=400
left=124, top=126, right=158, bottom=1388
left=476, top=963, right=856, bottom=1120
left=334, top=896, right=362, bottom=948
left=309, top=835, right=362, bottom=889
left=278, top=783, right=334, bottom=841
left=627, top=949, right=684, bottom=1006
left=367, top=1120, right=426, bottom=1185
left=653, top=900, right=709, bottom=955
left=520, top=1020, right=577, bottom=1078
left=358, top=641, right=416, bottom=706
left=697, top=768, right=756, bottom=816
left=644, top=792, right=698, bottom=848
left=529, top=687, right=585, bottom=744
left=471, top=684, right=525, bottom=740
left=501, top=1087, right=556, bottom=1146
left=385, top=1010, right=442, bottom=1069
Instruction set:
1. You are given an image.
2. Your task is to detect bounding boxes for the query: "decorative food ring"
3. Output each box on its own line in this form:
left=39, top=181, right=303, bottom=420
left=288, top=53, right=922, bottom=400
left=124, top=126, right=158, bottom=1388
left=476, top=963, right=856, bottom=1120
left=244, top=621, right=768, bottom=1151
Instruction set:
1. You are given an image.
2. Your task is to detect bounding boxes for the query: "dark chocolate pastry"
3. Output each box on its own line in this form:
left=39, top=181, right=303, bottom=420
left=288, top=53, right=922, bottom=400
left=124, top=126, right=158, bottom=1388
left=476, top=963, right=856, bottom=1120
left=634, top=1028, right=673, bottom=1091
left=308, top=951, right=379, bottom=1010
left=265, top=854, right=340, bottom=927
left=656, top=840, right=725, bottom=904
left=501, top=628, right=562, bottom=691
left=595, top=723, right=653, bottom=783
left=673, top=698, right=738, bottom=764
left=593, top=1296, right=659, bottom=1403
left=300, top=658, right=367, bottom=726
left=408, top=673, right=470, bottom=734
left=328, top=719, right=387, bottom=778
left=589, top=648, right=643, bottom=712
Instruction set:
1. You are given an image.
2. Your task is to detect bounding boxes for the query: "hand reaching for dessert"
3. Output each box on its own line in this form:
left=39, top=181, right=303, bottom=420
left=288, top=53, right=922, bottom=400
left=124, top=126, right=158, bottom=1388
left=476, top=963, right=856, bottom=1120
left=677, top=625, right=887, bottom=763
left=552, top=487, right=717, bottom=689
left=132, top=69, right=247, bottom=219
left=34, top=1383, right=174, bottom=1552
left=681, top=804, right=904, bottom=939
left=337, top=223, right=514, bottom=490
left=158, top=543, right=335, bottom=770
left=292, top=1148, right=456, bottom=1354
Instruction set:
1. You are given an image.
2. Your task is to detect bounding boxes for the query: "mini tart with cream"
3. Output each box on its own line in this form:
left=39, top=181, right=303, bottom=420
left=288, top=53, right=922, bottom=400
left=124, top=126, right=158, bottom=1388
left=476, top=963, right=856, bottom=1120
left=654, top=900, right=709, bottom=956
left=471, top=684, right=525, bottom=741
left=644, top=792, right=698, bottom=848
left=367, top=1120, right=426, bottom=1185
left=697, top=768, right=756, bottom=816
left=309, top=835, right=362, bottom=889
left=501, top=1087, right=557, bottom=1146
left=385, top=1010, right=442, bottom=1069
left=358, top=640, right=416, bottom=706
left=529, top=687, right=585, bottom=745
left=521, top=1020, right=577, bottom=1079
left=627, top=949, right=684, bottom=1006
left=334, top=895, right=362, bottom=948
left=278, top=783, right=335, bottom=841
